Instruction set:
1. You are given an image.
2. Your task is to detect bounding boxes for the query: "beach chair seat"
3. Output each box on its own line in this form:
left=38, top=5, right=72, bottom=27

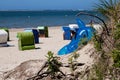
left=17, top=32, right=35, bottom=50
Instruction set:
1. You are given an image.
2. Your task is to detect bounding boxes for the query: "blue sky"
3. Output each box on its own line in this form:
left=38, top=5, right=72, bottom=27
left=0, top=0, right=99, bottom=10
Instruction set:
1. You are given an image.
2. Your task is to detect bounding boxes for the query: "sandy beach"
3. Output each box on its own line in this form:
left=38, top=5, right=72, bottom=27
left=0, top=27, right=69, bottom=71
left=0, top=27, right=94, bottom=74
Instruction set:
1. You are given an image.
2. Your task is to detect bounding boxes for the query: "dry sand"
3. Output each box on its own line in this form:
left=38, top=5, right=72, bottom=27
left=0, top=27, right=70, bottom=72
left=0, top=27, right=95, bottom=73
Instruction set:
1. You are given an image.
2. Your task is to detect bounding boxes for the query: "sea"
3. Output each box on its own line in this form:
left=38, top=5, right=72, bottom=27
left=0, top=10, right=106, bottom=28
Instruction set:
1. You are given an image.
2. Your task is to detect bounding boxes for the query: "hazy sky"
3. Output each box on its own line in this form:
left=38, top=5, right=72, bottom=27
left=0, top=0, right=99, bottom=10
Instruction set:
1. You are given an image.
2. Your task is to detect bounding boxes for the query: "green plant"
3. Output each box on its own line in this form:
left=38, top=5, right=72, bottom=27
left=113, top=26, right=120, bottom=40
left=112, top=49, right=120, bottom=67
left=89, top=52, right=111, bottom=80
left=114, top=24, right=120, bottom=48
left=93, top=35, right=103, bottom=51
left=116, top=23, right=120, bottom=28
left=90, top=0, right=120, bottom=79
left=111, top=23, right=120, bottom=68
left=46, top=51, right=62, bottom=77
left=94, top=65, right=104, bottom=80
left=28, top=51, right=65, bottom=80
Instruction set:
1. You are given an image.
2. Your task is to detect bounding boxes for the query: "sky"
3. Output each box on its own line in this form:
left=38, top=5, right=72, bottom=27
left=0, top=0, right=99, bottom=11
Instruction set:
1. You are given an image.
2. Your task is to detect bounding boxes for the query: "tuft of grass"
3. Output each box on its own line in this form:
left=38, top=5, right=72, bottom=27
left=93, top=35, right=103, bottom=51
left=112, top=49, right=120, bottom=67
left=46, top=51, right=62, bottom=77
left=112, top=23, right=120, bottom=68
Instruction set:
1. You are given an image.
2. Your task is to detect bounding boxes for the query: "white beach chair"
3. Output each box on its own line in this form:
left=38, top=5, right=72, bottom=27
left=92, top=24, right=103, bottom=34
left=0, top=30, right=8, bottom=47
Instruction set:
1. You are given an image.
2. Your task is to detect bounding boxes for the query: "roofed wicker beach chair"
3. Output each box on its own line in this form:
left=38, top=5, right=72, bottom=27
left=37, top=26, right=49, bottom=37
left=0, top=30, right=8, bottom=47
left=17, top=32, right=35, bottom=50
left=62, top=26, right=71, bottom=40
left=0, top=28, right=9, bottom=41
left=24, top=28, right=39, bottom=44
left=32, top=29, right=39, bottom=43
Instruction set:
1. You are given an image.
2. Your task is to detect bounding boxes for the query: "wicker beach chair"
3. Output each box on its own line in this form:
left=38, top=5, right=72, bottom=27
left=24, top=28, right=39, bottom=44
left=37, top=26, right=49, bottom=37
left=62, top=26, right=71, bottom=40
left=0, top=30, right=8, bottom=47
left=0, top=28, right=9, bottom=41
left=17, top=32, right=35, bottom=50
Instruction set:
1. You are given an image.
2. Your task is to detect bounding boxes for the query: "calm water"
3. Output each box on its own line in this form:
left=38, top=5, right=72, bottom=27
left=0, top=10, right=106, bottom=28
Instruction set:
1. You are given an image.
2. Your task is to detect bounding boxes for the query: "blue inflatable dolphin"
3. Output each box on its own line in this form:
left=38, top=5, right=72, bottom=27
left=58, top=19, right=94, bottom=55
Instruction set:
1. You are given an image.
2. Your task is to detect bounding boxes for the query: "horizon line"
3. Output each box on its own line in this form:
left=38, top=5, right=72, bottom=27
left=0, top=9, right=95, bottom=11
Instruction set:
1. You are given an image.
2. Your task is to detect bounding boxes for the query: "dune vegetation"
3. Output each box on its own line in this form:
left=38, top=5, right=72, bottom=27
left=88, top=0, right=120, bottom=79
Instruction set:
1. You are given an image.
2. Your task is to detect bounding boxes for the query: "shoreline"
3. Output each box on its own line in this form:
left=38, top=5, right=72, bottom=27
left=8, top=26, right=61, bottom=32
